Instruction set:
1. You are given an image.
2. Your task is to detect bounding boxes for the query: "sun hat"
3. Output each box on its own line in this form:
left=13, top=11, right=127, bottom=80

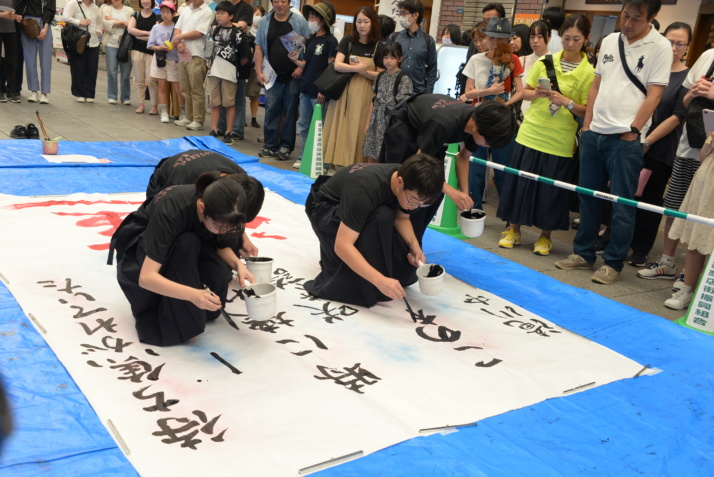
left=302, top=1, right=335, bottom=27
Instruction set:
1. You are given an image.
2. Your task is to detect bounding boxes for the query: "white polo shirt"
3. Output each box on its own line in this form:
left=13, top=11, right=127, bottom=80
left=175, top=2, right=214, bottom=58
left=590, top=26, right=672, bottom=136
left=675, top=48, right=714, bottom=160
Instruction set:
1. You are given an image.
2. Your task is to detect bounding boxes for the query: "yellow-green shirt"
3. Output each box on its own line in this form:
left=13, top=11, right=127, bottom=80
left=516, top=51, right=595, bottom=158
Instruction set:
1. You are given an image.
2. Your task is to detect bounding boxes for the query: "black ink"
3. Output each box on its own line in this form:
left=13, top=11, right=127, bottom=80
left=78, top=317, right=118, bottom=335
left=276, top=339, right=299, bottom=344
left=221, top=309, right=239, bottom=330
left=210, top=352, right=242, bottom=375
left=86, top=360, right=102, bottom=367
left=133, top=385, right=180, bottom=412
left=291, top=350, right=312, bottom=356
left=461, top=210, right=485, bottom=219
left=464, top=294, right=490, bottom=305
left=304, top=335, right=328, bottom=350
left=70, top=305, right=107, bottom=319
left=416, top=325, right=461, bottom=342
left=145, top=349, right=160, bottom=356
left=245, top=257, right=272, bottom=262
left=475, top=358, right=502, bottom=368
left=314, top=363, right=381, bottom=394
left=295, top=302, right=359, bottom=324
left=407, top=308, right=438, bottom=325
left=426, top=265, right=444, bottom=278
left=454, top=345, right=483, bottom=351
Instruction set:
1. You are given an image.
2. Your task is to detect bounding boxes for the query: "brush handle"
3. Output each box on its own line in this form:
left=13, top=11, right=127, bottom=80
left=35, top=111, right=50, bottom=141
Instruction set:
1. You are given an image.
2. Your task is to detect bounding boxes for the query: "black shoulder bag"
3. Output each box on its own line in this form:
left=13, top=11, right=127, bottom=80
left=685, top=59, right=714, bottom=148
left=117, top=11, right=138, bottom=63
left=314, top=41, right=353, bottom=100
left=61, top=1, right=91, bottom=55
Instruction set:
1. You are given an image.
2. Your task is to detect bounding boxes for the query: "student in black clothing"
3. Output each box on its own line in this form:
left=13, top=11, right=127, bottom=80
left=145, top=149, right=265, bottom=257
left=304, top=154, right=444, bottom=307
left=112, top=172, right=253, bottom=346
left=379, top=93, right=515, bottom=232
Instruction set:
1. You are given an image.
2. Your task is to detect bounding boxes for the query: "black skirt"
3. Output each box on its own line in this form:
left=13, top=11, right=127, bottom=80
left=497, top=142, right=575, bottom=231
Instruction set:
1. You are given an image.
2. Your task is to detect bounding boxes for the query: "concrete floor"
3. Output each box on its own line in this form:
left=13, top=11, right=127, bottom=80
left=0, top=59, right=687, bottom=322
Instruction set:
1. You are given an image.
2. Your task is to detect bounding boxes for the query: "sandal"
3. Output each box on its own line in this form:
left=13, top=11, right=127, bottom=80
left=26, top=123, right=40, bottom=139
left=10, top=125, right=27, bottom=139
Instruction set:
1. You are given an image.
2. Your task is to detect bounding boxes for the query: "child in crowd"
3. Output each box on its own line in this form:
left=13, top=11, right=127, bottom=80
left=664, top=131, right=714, bottom=310
left=147, top=1, right=183, bottom=124
left=289, top=1, right=338, bottom=169
left=207, top=1, right=251, bottom=144
left=363, top=42, right=413, bottom=163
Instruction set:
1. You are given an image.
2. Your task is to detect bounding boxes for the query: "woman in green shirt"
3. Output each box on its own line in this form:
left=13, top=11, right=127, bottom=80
left=496, top=14, right=595, bottom=256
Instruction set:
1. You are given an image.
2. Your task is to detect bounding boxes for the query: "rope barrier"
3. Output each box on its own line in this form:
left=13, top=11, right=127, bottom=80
left=469, top=157, right=714, bottom=228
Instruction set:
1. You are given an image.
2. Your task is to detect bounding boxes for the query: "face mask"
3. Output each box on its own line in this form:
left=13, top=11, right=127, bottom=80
left=442, top=37, right=452, bottom=45
left=253, top=15, right=261, bottom=26
left=398, top=16, right=412, bottom=30
left=308, top=21, right=321, bottom=33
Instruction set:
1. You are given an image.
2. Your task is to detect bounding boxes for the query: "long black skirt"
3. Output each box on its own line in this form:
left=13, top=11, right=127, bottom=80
left=497, top=142, right=575, bottom=232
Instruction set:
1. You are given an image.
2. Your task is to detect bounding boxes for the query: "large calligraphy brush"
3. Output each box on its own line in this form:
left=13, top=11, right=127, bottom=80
left=403, top=297, right=417, bottom=323
left=35, top=110, right=50, bottom=141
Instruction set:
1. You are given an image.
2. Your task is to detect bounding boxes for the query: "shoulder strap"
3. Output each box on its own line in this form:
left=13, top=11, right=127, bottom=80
left=390, top=32, right=398, bottom=43
left=375, top=70, right=385, bottom=95
left=423, top=30, right=431, bottom=50
left=618, top=34, right=647, bottom=96
left=393, top=70, right=405, bottom=98
left=542, top=54, right=561, bottom=94
left=706, top=59, right=714, bottom=79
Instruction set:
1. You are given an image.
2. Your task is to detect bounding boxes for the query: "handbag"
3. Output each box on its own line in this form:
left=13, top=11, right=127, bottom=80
left=60, top=2, right=91, bottom=55
left=21, top=18, right=41, bottom=38
left=155, top=26, right=174, bottom=68
left=116, top=11, right=138, bottom=63
left=314, top=42, right=353, bottom=100
left=685, top=59, right=714, bottom=149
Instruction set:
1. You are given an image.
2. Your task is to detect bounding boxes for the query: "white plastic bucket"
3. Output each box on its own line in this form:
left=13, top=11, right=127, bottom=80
left=416, top=264, right=445, bottom=296
left=460, top=209, right=486, bottom=238
left=245, top=257, right=274, bottom=284
left=243, top=283, right=277, bottom=321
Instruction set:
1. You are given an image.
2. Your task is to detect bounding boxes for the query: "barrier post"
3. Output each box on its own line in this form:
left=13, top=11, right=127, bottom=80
left=299, top=104, right=323, bottom=179
left=428, top=143, right=467, bottom=238
left=675, top=252, right=714, bottom=336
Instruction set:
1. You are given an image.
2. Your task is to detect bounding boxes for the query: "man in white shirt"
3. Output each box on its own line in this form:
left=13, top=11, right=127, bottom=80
left=173, top=0, right=214, bottom=130
left=555, top=0, right=672, bottom=284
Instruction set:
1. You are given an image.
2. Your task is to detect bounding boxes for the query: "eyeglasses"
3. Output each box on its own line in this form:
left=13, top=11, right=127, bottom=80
left=398, top=11, right=413, bottom=17
left=402, top=188, right=428, bottom=207
left=669, top=41, right=689, bottom=50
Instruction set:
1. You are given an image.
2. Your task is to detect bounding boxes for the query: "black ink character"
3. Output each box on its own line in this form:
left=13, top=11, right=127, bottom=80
left=133, top=385, right=180, bottom=412
left=296, top=302, right=359, bottom=324
left=314, top=363, right=381, bottom=394
left=153, top=411, right=227, bottom=449
left=416, top=325, right=461, bottom=343
left=502, top=318, right=561, bottom=337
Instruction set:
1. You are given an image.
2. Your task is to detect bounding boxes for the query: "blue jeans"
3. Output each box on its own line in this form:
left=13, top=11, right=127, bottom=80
left=264, top=78, right=300, bottom=152
left=573, top=130, right=643, bottom=271
left=20, top=16, right=52, bottom=93
left=297, top=94, right=329, bottom=160
left=467, top=135, right=516, bottom=209
left=105, top=46, right=132, bottom=102
left=218, top=78, right=246, bottom=137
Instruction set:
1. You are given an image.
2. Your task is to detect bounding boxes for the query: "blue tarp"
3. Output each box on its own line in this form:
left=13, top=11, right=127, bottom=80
left=0, top=137, right=711, bottom=476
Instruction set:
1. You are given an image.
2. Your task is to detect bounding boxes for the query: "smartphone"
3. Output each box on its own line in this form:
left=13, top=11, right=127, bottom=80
left=704, top=109, right=714, bottom=135
left=349, top=55, right=359, bottom=63
left=538, top=78, right=551, bottom=90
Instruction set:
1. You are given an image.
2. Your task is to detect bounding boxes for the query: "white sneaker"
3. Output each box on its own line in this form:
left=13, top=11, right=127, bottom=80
left=122, top=100, right=131, bottom=106
left=86, top=98, right=94, bottom=103
left=76, top=97, right=85, bottom=103
left=28, top=92, right=39, bottom=102
left=160, top=113, right=170, bottom=123
left=292, top=160, right=301, bottom=169
left=174, top=117, right=191, bottom=126
left=664, top=286, right=693, bottom=310
left=186, top=121, right=204, bottom=131
left=39, top=93, right=48, bottom=104
left=108, top=99, right=117, bottom=105
left=673, top=272, right=685, bottom=291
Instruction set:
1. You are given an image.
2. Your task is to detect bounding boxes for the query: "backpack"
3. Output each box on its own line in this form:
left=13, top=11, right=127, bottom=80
left=374, top=70, right=406, bottom=100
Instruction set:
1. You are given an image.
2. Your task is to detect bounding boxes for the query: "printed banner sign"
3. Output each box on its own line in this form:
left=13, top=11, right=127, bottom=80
left=0, top=191, right=644, bottom=476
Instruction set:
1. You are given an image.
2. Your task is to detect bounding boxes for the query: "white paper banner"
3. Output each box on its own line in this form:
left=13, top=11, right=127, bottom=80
left=0, top=191, right=643, bottom=476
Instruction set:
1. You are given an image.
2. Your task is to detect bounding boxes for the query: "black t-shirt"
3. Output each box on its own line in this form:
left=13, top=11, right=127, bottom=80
left=146, top=150, right=246, bottom=198
left=336, top=37, right=384, bottom=69
left=301, top=33, right=338, bottom=98
left=645, top=69, right=688, bottom=167
left=318, top=163, right=401, bottom=233
left=267, top=13, right=296, bottom=82
left=137, top=185, right=232, bottom=264
left=132, top=11, right=159, bottom=54
left=232, top=0, right=253, bottom=26
left=406, top=94, right=478, bottom=157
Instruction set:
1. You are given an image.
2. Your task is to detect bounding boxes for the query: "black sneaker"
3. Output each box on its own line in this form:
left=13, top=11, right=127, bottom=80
left=9, top=93, right=20, bottom=103
left=10, top=125, right=27, bottom=138
left=216, top=130, right=225, bottom=137
left=276, top=147, right=290, bottom=161
left=628, top=252, right=648, bottom=267
left=223, top=132, right=234, bottom=145
left=251, top=118, right=260, bottom=128
left=26, top=123, right=40, bottom=139
left=209, top=129, right=220, bottom=138
left=0, top=93, right=6, bottom=103
left=258, top=147, right=275, bottom=157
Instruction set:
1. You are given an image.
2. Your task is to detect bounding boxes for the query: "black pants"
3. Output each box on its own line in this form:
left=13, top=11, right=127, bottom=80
left=304, top=189, right=418, bottom=307
left=0, top=32, right=17, bottom=93
left=630, top=158, right=673, bottom=256
left=117, top=232, right=232, bottom=346
left=67, top=46, right=99, bottom=99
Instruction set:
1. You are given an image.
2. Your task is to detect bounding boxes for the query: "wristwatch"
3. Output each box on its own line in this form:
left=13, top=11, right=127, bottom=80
left=644, top=140, right=651, bottom=147
left=566, top=100, right=575, bottom=111
left=630, top=125, right=641, bottom=136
